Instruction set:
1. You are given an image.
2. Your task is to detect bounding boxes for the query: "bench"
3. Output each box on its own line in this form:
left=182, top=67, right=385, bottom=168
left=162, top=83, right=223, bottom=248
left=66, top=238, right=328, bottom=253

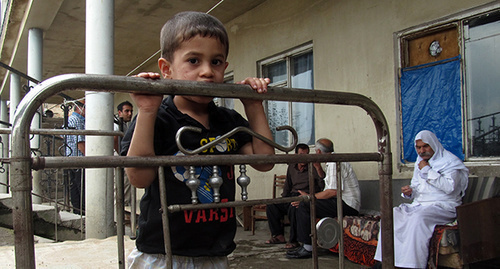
left=329, top=176, right=500, bottom=268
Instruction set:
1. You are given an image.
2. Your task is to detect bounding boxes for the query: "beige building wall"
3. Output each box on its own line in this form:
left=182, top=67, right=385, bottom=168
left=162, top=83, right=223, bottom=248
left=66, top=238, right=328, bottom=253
left=224, top=0, right=492, bottom=199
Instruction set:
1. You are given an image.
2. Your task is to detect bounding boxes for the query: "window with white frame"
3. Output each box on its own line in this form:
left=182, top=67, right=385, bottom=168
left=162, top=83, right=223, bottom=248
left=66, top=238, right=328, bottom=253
left=397, top=6, right=500, bottom=163
left=258, top=43, right=314, bottom=147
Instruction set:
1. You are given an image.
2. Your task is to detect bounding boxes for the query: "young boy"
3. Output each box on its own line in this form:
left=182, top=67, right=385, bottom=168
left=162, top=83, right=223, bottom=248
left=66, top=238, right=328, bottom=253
left=122, top=11, right=275, bottom=268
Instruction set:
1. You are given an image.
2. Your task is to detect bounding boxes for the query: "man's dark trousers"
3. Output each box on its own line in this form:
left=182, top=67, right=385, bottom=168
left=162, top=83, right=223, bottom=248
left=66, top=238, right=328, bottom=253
left=69, top=169, right=85, bottom=215
left=266, top=192, right=300, bottom=242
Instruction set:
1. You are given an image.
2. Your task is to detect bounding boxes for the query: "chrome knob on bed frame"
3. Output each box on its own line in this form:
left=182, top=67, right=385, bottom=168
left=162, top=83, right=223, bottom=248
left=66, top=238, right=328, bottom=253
left=185, top=166, right=200, bottom=204
left=237, top=164, right=250, bottom=201
left=209, top=165, right=223, bottom=203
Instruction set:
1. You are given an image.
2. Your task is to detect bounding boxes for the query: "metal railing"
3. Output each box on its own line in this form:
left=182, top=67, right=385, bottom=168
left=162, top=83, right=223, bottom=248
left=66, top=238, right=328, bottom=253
left=10, top=74, right=394, bottom=268
left=0, top=127, right=125, bottom=241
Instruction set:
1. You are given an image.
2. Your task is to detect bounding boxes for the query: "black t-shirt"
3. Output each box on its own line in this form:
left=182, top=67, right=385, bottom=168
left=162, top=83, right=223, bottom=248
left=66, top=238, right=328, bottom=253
left=121, top=96, right=252, bottom=257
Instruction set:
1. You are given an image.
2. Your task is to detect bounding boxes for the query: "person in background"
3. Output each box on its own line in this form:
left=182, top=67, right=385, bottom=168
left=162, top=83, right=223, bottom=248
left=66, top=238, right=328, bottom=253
left=114, top=100, right=134, bottom=206
left=65, top=100, right=86, bottom=215
left=265, top=143, right=324, bottom=249
left=286, top=138, right=360, bottom=259
left=373, top=130, right=468, bottom=268
left=115, top=101, right=134, bottom=127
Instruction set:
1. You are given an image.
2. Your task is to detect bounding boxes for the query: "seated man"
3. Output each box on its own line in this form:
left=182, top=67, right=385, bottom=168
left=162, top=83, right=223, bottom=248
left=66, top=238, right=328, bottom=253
left=265, top=143, right=324, bottom=249
left=373, top=130, right=469, bottom=268
left=286, top=138, right=361, bottom=259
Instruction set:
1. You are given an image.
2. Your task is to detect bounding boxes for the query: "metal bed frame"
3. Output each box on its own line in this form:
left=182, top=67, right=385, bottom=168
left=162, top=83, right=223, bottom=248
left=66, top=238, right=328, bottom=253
left=10, top=74, right=394, bottom=268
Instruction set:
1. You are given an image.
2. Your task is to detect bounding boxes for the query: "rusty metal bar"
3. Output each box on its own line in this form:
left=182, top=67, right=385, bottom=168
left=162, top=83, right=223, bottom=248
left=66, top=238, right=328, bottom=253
left=158, top=167, right=173, bottom=269
left=130, top=186, right=137, bottom=239
left=336, top=162, right=345, bottom=268
left=32, top=153, right=382, bottom=170
left=379, top=153, right=394, bottom=268
left=309, top=162, right=319, bottom=269
left=114, top=167, right=125, bottom=269
left=11, top=74, right=393, bottom=268
left=168, top=195, right=311, bottom=212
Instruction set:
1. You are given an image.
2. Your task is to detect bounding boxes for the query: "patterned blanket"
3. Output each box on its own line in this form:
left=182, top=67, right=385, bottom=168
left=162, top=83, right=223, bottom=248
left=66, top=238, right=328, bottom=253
left=329, top=215, right=380, bottom=267
left=329, top=216, right=459, bottom=268
left=428, top=224, right=459, bottom=269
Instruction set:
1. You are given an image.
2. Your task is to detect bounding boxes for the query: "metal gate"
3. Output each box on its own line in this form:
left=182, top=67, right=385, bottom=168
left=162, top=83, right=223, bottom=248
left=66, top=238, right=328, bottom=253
left=10, top=74, right=394, bottom=268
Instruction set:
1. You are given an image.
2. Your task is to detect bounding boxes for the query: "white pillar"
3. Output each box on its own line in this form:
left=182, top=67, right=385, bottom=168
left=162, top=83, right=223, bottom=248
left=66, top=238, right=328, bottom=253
left=9, top=73, right=21, bottom=126
left=0, top=99, right=8, bottom=193
left=85, top=0, right=115, bottom=238
left=9, top=73, right=21, bottom=194
left=28, top=28, right=43, bottom=204
left=9, top=74, right=21, bottom=193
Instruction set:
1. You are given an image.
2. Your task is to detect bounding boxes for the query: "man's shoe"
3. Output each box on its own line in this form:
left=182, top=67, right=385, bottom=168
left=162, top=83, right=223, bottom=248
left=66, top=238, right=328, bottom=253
left=286, top=246, right=312, bottom=259
left=286, top=247, right=300, bottom=256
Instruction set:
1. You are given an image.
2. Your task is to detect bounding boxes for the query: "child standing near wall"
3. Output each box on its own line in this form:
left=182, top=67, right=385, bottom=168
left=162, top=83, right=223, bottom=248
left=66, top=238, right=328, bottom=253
left=122, top=11, right=275, bottom=268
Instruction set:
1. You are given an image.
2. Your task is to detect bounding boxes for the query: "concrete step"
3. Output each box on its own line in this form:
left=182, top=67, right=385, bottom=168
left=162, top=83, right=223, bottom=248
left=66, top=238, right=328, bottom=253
left=0, top=193, right=85, bottom=241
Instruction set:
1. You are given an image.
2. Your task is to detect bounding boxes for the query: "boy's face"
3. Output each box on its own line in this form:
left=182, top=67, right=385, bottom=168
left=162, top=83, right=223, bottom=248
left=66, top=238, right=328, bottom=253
left=159, top=35, right=228, bottom=83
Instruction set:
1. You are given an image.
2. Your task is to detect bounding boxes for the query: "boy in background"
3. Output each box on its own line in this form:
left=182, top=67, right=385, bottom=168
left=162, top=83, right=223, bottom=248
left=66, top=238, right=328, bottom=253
left=122, top=11, right=275, bottom=268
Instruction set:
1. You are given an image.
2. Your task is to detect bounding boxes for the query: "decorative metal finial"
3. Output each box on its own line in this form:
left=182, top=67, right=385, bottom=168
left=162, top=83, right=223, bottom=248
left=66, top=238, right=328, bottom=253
left=237, top=164, right=250, bottom=201
left=185, top=166, right=200, bottom=204
left=209, top=166, right=223, bottom=203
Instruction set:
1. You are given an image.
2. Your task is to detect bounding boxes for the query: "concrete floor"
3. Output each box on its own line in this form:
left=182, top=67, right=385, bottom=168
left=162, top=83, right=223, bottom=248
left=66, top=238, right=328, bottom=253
left=230, top=226, right=365, bottom=269
left=0, top=225, right=364, bottom=268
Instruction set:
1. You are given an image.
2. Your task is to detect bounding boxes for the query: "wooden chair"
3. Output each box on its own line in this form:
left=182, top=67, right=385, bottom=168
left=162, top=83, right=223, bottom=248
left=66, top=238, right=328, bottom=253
left=251, top=174, right=287, bottom=235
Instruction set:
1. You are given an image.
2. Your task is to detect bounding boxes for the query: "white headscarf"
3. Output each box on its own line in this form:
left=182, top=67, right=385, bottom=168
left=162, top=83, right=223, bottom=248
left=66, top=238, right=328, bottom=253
left=414, top=130, right=468, bottom=195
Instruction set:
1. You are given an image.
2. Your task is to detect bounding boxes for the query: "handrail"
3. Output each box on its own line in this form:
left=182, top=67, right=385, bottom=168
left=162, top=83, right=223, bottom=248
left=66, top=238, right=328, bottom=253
left=11, top=74, right=394, bottom=268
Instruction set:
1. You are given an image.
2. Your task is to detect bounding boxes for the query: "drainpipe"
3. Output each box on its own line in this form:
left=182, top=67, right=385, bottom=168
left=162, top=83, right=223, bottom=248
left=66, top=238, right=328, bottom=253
left=85, top=0, right=115, bottom=238
left=0, top=99, right=7, bottom=193
left=28, top=28, right=43, bottom=204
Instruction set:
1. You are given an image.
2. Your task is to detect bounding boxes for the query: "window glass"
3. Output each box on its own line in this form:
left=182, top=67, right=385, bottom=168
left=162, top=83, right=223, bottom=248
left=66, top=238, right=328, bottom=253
left=465, top=19, right=500, bottom=157
left=262, top=49, right=314, bottom=147
left=291, top=53, right=315, bottom=145
left=265, top=61, right=287, bottom=85
left=264, top=60, right=291, bottom=146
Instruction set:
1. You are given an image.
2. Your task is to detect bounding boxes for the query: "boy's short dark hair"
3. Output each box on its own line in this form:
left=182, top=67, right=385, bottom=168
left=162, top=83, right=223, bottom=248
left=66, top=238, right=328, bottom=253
left=117, top=100, right=133, bottom=112
left=160, top=11, right=229, bottom=61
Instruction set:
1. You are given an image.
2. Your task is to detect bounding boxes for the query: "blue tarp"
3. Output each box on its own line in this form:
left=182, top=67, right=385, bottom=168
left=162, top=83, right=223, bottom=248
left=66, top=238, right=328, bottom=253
left=401, top=56, right=464, bottom=163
